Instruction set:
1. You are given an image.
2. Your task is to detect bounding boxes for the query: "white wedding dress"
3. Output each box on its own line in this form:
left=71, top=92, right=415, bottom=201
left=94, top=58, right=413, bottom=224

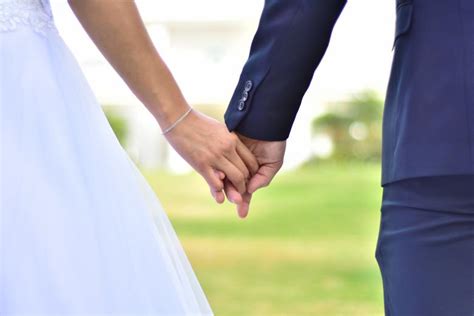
left=0, top=0, right=213, bottom=315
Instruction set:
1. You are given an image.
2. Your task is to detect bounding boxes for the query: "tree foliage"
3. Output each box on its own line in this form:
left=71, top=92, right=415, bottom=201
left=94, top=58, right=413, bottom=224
left=312, top=90, right=383, bottom=161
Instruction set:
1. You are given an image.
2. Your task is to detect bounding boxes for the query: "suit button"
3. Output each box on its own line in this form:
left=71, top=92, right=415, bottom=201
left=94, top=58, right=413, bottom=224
left=244, top=80, right=253, bottom=92
left=237, top=100, right=245, bottom=111
left=241, top=91, right=249, bottom=101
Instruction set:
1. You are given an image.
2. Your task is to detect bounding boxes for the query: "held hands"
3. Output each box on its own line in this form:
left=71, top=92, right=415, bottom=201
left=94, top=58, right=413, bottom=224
left=163, top=108, right=285, bottom=219
left=163, top=109, right=258, bottom=204
left=222, top=134, right=286, bottom=218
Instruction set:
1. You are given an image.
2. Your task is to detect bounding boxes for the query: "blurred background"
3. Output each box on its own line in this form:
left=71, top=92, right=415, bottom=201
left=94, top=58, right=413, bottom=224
left=52, top=0, right=395, bottom=314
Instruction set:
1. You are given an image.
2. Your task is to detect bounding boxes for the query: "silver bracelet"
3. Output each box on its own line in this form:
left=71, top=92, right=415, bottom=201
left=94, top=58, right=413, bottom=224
left=161, top=107, right=193, bottom=135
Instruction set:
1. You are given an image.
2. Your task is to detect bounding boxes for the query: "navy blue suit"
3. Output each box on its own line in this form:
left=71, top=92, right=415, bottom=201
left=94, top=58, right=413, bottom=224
left=225, top=1, right=474, bottom=315
left=224, top=0, right=474, bottom=186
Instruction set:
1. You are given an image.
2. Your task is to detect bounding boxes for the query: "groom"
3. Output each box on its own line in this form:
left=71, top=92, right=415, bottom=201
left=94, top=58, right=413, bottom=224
left=222, top=0, right=474, bottom=315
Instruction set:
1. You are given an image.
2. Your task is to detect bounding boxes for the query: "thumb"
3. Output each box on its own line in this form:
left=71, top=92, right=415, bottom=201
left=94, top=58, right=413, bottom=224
left=247, top=165, right=278, bottom=193
left=247, top=173, right=270, bottom=194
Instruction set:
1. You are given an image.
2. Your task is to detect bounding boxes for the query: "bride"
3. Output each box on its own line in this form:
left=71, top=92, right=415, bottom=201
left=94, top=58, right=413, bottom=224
left=0, top=0, right=258, bottom=314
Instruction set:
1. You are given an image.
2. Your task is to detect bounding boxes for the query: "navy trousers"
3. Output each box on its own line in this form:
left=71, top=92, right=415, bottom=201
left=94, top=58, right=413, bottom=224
left=375, top=175, right=474, bottom=316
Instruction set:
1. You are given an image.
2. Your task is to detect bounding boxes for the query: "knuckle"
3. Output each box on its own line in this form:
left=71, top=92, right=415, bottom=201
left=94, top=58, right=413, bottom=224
left=194, top=159, right=205, bottom=170
left=201, top=157, right=212, bottom=168
left=224, top=142, right=234, bottom=153
left=214, top=182, right=224, bottom=191
left=226, top=137, right=237, bottom=148
left=208, top=151, right=218, bottom=160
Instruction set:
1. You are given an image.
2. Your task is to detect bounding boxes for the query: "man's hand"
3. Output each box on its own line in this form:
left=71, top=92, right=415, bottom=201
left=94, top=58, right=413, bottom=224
left=224, top=133, right=286, bottom=218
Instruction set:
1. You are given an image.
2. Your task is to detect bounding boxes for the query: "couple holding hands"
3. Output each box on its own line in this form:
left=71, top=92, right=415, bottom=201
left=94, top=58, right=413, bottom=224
left=2, top=0, right=473, bottom=315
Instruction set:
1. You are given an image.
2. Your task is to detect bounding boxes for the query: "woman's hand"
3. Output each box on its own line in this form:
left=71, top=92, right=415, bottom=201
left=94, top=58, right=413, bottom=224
left=164, top=109, right=259, bottom=203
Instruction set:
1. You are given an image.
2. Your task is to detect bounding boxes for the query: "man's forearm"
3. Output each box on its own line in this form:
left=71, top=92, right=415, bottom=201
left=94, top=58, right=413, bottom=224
left=225, top=0, right=347, bottom=141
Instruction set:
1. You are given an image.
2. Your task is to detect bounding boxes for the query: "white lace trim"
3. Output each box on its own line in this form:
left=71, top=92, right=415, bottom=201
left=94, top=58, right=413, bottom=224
left=0, top=0, right=56, bottom=35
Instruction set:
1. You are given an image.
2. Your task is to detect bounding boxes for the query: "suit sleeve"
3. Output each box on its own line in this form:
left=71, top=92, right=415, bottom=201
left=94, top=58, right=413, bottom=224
left=224, top=0, right=347, bottom=141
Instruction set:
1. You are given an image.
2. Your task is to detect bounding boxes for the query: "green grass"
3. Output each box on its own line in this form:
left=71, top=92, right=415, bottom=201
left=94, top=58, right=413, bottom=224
left=143, top=161, right=384, bottom=316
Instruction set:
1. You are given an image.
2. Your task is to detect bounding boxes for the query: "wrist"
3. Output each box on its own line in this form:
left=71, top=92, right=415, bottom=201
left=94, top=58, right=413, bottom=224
left=150, top=99, right=190, bottom=131
left=161, top=107, right=193, bottom=135
left=236, top=132, right=286, bottom=144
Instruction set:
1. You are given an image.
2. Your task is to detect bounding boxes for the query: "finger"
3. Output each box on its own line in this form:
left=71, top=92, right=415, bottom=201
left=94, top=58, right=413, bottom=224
left=224, top=181, right=252, bottom=219
left=237, top=192, right=252, bottom=219
left=247, top=165, right=276, bottom=194
left=235, top=140, right=259, bottom=176
left=203, top=168, right=225, bottom=202
left=214, top=158, right=247, bottom=194
left=210, top=187, right=225, bottom=204
left=224, top=180, right=242, bottom=204
left=213, top=169, right=226, bottom=180
left=247, top=174, right=268, bottom=194
left=213, top=170, right=226, bottom=202
left=225, top=149, right=250, bottom=181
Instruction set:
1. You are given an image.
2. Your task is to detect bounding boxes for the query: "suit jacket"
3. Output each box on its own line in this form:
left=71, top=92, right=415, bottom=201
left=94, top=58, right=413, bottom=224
left=224, top=0, right=474, bottom=186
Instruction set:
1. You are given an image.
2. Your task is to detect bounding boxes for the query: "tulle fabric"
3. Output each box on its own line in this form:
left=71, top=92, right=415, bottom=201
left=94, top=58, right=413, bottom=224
left=0, top=5, right=213, bottom=315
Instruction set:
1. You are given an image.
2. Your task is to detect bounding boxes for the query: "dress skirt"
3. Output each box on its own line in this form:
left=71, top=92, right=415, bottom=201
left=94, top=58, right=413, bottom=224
left=0, top=1, right=213, bottom=314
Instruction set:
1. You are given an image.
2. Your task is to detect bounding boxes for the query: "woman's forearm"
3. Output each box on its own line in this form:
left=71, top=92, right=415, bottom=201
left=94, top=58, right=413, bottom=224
left=68, top=0, right=187, bottom=129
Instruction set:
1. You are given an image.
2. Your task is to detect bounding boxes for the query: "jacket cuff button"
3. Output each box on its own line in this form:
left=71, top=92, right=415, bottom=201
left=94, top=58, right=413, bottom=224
left=241, top=91, right=249, bottom=101
left=244, top=80, right=253, bottom=92
left=237, top=100, right=246, bottom=111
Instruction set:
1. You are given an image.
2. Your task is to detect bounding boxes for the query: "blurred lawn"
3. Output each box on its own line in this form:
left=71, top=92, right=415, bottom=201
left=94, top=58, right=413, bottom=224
left=143, top=161, right=384, bottom=316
